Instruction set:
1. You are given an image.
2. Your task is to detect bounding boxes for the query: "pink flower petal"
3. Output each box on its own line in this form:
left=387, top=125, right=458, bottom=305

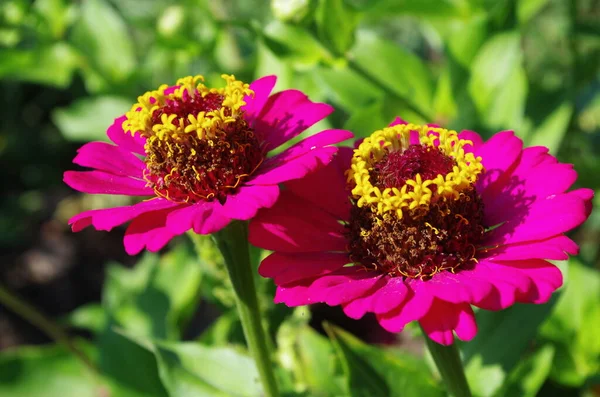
left=249, top=191, right=347, bottom=252
left=250, top=147, right=337, bottom=186
left=483, top=235, right=579, bottom=261
left=250, top=128, right=353, bottom=185
left=471, top=261, right=533, bottom=310
left=368, top=276, right=411, bottom=314
left=69, top=198, right=179, bottom=232
left=123, top=208, right=178, bottom=255
left=254, top=90, right=334, bottom=151
left=64, top=170, right=154, bottom=196
left=389, top=117, right=408, bottom=126
left=242, top=75, right=277, bottom=127
left=220, top=184, right=280, bottom=220
left=458, top=130, right=483, bottom=153
left=73, top=141, right=146, bottom=178
left=424, top=269, right=494, bottom=304
left=495, top=259, right=563, bottom=304
left=475, top=131, right=523, bottom=197
left=259, top=252, right=350, bottom=285
left=106, top=116, right=146, bottom=155
left=166, top=201, right=232, bottom=236
left=284, top=146, right=353, bottom=220
left=274, top=279, right=314, bottom=306
left=308, top=268, right=382, bottom=306
left=419, top=300, right=477, bottom=345
left=485, top=190, right=590, bottom=247
left=376, top=282, right=434, bottom=333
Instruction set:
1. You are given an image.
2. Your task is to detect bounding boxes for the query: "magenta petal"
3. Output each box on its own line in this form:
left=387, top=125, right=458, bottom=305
left=274, top=279, right=314, bottom=306
left=458, top=130, right=483, bottom=153
left=376, top=282, right=433, bottom=332
left=69, top=198, right=179, bottom=232
left=369, top=277, right=411, bottom=314
left=123, top=208, right=178, bottom=255
left=486, top=190, right=590, bottom=246
left=243, top=75, right=277, bottom=127
left=475, top=131, right=523, bottom=196
left=220, top=184, right=279, bottom=220
left=425, top=269, right=494, bottom=304
left=284, top=146, right=353, bottom=220
left=250, top=147, right=337, bottom=186
left=254, top=90, right=334, bottom=151
left=472, top=261, right=533, bottom=310
left=106, top=116, right=146, bottom=155
left=259, top=252, right=349, bottom=285
left=342, top=277, right=389, bottom=319
left=485, top=235, right=579, bottom=261
left=419, top=300, right=477, bottom=345
left=389, top=117, right=408, bottom=126
left=249, top=191, right=347, bottom=252
left=495, top=259, right=563, bottom=304
left=64, top=170, right=154, bottom=196
left=73, top=141, right=146, bottom=178
left=166, top=201, right=232, bottom=236
left=307, top=268, right=382, bottom=306
left=251, top=128, right=352, bottom=185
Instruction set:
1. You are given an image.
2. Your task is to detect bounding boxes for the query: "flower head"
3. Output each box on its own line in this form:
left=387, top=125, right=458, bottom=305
left=249, top=118, right=593, bottom=345
left=64, top=74, right=352, bottom=254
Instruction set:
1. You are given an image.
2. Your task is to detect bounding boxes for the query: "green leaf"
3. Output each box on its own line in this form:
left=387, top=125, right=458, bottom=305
left=349, top=30, right=434, bottom=118
left=496, top=345, right=555, bottom=397
left=314, top=66, right=384, bottom=111
left=468, top=32, right=528, bottom=131
left=325, top=323, right=444, bottom=397
left=315, top=0, right=359, bottom=56
left=98, top=327, right=169, bottom=397
left=446, top=13, right=488, bottom=69
left=0, top=343, right=101, bottom=397
left=353, top=0, right=467, bottom=18
left=342, top=101, right=388, bottom=138
left=0, top=43, right=79, bottom=88
left=33, top=0, right=74, bottom=39
left=540, top=259, right=600, bottom=387
left=63, top=303, right=107, bottom=335
left=52, top=96, right=131, bottom=142
left=526, top=101, right=573, bottom=155
left=120, top=331, right=263, bottom=397
left=103, top=246, right=203, bottom=340
left=463, top=299, right=559, bottom=397
left=261, top=21, right=330, bottom=68
left=517, top=0, right=551, bottom=25
left=69, top=0, right=136, bottom=83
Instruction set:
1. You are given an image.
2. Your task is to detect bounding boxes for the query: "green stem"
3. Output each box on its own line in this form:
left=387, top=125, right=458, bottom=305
left=206, top=221, right=280, bottom=397
left=0, top=284, right=98, bottom=374
left=422, top=328, right=472, bottom=397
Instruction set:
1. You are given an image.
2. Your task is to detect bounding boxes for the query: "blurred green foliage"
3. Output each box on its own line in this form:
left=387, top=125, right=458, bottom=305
left=1, top=0, right=599, bottom=396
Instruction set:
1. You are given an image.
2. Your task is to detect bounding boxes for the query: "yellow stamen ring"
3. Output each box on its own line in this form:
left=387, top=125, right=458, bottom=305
left=347, top=123, right=483, bottom=218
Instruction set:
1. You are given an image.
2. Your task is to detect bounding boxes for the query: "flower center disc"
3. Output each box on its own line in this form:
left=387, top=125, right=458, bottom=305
left=346, top=124, right=485, bottom=279
left=122, top=75, right=265, bottom=203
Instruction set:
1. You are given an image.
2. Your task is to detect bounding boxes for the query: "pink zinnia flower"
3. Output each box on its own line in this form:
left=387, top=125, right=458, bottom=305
left=64, top=74, right=352, bottom=254
left=249, top=119, right=593, bottom=345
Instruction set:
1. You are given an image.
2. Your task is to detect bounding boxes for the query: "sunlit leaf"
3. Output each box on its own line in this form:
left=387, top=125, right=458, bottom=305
left=463, top=298, right=559, bottom=397
left=0, top=343, right=101, bottom=397
left=0, top=43, right=79, bottom=87
left=496, top=345, right=555, bottom=397
left=350, top=30, right=433, bottom=118
left=52, top=96, right=131, bottom=142
left=261, top=21, right=330, bottom=68
left=468, top=32, right=528, bottom=131
left=325, top=323, right=444, bottom=397
left=69, top=0, right=136, bottom=83
left=540, top=259, right=600, bottom=387
left=315, top=0, right=359, bottom=56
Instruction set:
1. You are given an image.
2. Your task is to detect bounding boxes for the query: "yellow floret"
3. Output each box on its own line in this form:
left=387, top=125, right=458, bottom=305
left=347, top=123, right=483, bottom=218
